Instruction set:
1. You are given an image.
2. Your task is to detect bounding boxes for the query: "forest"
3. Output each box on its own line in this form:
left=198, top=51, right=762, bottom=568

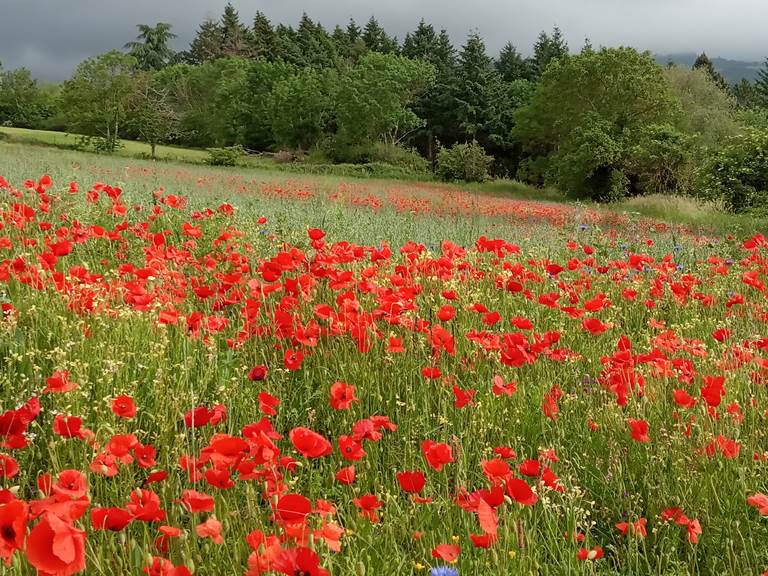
left=3, top=3, right=768, bottom=211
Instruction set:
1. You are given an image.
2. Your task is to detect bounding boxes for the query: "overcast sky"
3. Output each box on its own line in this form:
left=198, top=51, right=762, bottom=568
left=1, top=0, right=766, bottom=81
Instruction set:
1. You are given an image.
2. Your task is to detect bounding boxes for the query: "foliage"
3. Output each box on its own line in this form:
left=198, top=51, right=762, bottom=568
left=435, top=140, right=493, bottom=182
left=269, top=67, right=338, bottom=151
left=125, top=23, right=176, bottom=70
left=699, top=127, right=768, bottom=213
left=336, top=53, right=435, bottom=150
left=0, top=66, right=52, bottom=128
left=514, top=47, right=682, bottom=200
left=58, top=51, right=137, bottom=153
left=125, top=72, right=180, bottom=158
left=692, top=52, right=728, bottom=90
left=207, top=144, right=245, bottom=166
left=663, top=66, right=739, bottom=150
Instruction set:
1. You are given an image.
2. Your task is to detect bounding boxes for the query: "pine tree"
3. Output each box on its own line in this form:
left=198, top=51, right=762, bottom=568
left=693, top=52, right=728, bottom=90
left=755, top=58, right=768, bottom=108
left=220, top=3, right=251, bottom=57
left=495, top=42, right=527, bottom=82
left=125, top=23, right=176, bottom=70
left=402, top=20, right=437, bottom=61
left=188, top=18, right=223, bottom=64
left=531, top=27, right=569, bottom=78
left=454, top=32, right=495, bottom=139
left=296, top=13, right=337, bottom=68
left=362, top=17, right=398, bottom=54
left=273, top=25, right=303, bottom=66
left=732, top=78, right=757, bottom=108
left=251, top=11, right=276, bottom=60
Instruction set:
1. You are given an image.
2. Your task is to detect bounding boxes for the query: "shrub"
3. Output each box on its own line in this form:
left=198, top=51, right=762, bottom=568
left=207, top=145, right=245, bottom=167
left=699, top=128, right=768, bottom=213
left=435, top=141, right=493, bottom=183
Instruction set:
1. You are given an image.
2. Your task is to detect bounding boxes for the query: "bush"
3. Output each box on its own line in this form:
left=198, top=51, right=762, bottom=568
left=207, top=145, right=245, bottom=167
left=699, top=128, right=768, bottom=213
left=435, top=141, right=493, bottom=183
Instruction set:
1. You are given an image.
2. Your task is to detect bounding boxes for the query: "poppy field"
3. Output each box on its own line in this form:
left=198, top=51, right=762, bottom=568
left=0, top=148, right=767, bottom=575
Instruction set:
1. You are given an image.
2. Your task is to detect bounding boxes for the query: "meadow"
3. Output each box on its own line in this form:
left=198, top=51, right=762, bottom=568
left=0, top=142, right=767, bottom=575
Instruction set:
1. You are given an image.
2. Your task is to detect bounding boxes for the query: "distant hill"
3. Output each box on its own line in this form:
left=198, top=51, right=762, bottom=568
left=655, top=53, right=763, bottom=84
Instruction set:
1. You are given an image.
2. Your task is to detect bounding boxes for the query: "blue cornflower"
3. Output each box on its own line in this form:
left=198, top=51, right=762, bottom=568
left=431, top=567, right=459, bottom=576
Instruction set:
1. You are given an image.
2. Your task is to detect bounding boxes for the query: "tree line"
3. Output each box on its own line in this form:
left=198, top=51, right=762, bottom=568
left=3, top=4, right=768, bottom=211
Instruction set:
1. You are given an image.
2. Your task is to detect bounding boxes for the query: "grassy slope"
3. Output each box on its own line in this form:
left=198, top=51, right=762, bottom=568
left=1, top=130, right=764, bottom=235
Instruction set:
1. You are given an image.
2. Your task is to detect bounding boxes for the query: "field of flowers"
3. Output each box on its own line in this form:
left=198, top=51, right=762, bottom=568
left=0, top=146, right=767, bottom=575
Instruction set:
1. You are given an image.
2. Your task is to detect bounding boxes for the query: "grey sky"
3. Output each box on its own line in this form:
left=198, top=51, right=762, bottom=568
left=1, top=0, right=766, bottom=81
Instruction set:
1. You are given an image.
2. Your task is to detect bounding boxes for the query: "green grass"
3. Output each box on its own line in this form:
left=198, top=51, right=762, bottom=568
left=0, top=126, right=211, bottom=163
left=0, top=142, right=767, bottom=575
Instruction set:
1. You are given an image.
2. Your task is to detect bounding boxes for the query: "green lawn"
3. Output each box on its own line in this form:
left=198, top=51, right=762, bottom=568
left=0, top=126, right=211, bottom=163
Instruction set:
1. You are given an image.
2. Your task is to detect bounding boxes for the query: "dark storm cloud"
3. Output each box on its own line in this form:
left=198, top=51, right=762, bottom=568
left=1, top=0, right=767, bottom=81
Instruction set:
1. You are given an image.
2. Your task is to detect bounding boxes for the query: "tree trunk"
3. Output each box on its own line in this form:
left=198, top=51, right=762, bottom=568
left=151, top=142, right=157, bottom=160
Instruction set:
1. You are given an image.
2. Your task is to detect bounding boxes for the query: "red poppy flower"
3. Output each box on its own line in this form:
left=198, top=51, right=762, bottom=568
left=431, top=543, right=460, bottom=563
left=437, top=305, right=456, bottom=322
left=421, top=440, right=454, bottom=472
left=747, top=493, right=768, bottom=516
left=248, top=365, right=268, bottom=382
left=290, top=427, right=333, bottom=459
left=492, top=375, right=517, bottom=397
left=628, top=419, right=650, bottom=443
left=506, top=478, right=538, bottom=506
left=335, top=465, right=356, bottom=485
left=90, top=507, right=133, bottom=531
left=448, top=383, right=473, bottom=408
left=179, top=490, right=215, bottom=514
left=144, top=556, right=192, bottom=576
left=111, top=395, right=137, bottom=419
left=25, top=513, right=86, bottom=576
left=0, top=455, right=19, bottom=479
left=577, top=546, right=604, bottom=561
left=329, top=381, right=358, bottom=410
left=272, top=547, right=329, bottom=576
left=519, top=459, right=541, bottom=477
left=338, top=435, right=365, bottom=461
left=582, top=318, right=609, bottom=335
left=0, top=500, right=27, bottom=565
left=275, top=494, right=312, bottom=525
left=43, top=370, right=77, bottom=393
left=196, top=516, right=224, bottom=544
left=258, top=392, right=280, bottom=416
left=127, top=489, right=166, bottom=522
left=353, top=493, right=383, bottom=522
left=396, top=470, right=426, bottom=494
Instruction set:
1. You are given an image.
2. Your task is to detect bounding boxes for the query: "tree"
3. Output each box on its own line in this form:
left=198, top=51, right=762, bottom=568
left=336, top=52, right=436, bottom=150
left=273, top=25, right=304, bottom=66
left=220, top=3, right=252, bottom=57
left=514, top=47, right=682, bottom=200
left=188, top=19, right=222, bottom=64
left=754, top=58, right=768, bottom=108
left=59, top=51, right=137, bottom=152
left=251, top=12, right=276, bottom=60
left=269, top=68, right=338, bottom=150
left=692, top=53, right=728, bottom=90
left=700, top=128, right=768, bottom=212
left=401, top=23, right=457, bottom=163
left=495, top=42, right=528, bottom=82
left=362, top=17, right=398, bottom=54
left=125, top=23, right=176, bottom=70
left=732, top=78, right=757, bottom=109
left=663, top=66, right=738, bottom=150
left=531, top=27, right=569, bottom=78
left=296, top=14, right=338, bottom=68
left=126, top=72, right=180, bottom=158
left=242, top=60, right=296, bottom=150
left=0, top=67, right=49, bottom=127
left=454, top=32, right=495, bottom=140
